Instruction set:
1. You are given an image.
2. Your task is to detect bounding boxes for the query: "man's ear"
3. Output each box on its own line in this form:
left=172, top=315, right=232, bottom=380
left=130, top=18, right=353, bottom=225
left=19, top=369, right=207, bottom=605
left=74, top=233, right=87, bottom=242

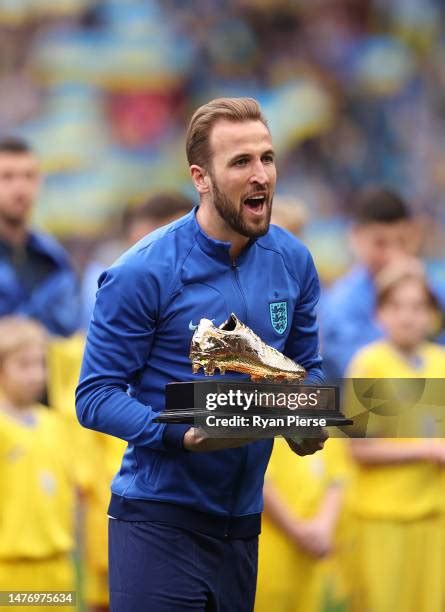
left=190, top=165, right=211, bottom=194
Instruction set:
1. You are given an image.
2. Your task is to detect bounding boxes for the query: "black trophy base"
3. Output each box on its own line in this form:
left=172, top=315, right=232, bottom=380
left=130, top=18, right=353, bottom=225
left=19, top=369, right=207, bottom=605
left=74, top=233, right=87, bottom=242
left=154, top=380, right=352, bottom=433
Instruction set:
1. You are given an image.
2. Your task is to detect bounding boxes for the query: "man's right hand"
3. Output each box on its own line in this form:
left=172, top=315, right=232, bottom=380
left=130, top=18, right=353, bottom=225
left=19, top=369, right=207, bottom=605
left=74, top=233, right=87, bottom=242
left=285, top=428, right=328, bottom=456
left=183, top=427, right=253, bottom=452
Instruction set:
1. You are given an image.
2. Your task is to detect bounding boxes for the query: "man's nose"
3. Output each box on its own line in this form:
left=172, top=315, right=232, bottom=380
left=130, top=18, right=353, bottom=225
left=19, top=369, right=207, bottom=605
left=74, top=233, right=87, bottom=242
left=249, top=161, right=269, bottom=186
left=14, top=177, right=32, bottom=196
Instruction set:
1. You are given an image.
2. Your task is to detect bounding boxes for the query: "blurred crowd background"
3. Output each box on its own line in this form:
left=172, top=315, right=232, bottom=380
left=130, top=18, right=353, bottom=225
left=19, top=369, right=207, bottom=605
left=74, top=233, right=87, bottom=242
left=2, top=1, right=445, bottom=611
left=1, top=0, right=445, bottom=283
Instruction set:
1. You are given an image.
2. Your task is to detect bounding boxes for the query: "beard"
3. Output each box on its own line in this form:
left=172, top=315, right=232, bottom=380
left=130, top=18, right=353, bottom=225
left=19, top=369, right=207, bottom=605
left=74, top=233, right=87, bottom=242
left=0, top=211, right=26, bottom=227
left=211, top=177, right=273, bottom=239
left=0, top=197, right=32, bottom=228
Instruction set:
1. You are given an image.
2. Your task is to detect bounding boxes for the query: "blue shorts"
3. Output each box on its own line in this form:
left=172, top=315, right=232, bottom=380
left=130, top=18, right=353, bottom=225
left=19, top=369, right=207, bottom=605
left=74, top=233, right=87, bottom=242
left=109, top=519, right=258, bottom=612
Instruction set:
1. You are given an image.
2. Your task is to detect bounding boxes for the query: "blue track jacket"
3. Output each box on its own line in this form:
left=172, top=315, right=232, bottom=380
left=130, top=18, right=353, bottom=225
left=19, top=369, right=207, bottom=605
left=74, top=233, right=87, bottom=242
left=76, top=209, right=323, bottom=535
left=0, top=231, right=80, bottom=337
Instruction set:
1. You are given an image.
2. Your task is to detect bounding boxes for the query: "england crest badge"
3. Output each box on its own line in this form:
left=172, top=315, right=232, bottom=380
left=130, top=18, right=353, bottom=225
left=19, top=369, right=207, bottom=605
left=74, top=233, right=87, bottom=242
left=269, top=301, right=288, bottom=335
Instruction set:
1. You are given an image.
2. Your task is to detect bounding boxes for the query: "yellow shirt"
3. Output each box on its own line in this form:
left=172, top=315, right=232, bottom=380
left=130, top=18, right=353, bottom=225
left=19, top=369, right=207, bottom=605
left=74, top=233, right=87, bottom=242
left=0, top=406, right=77, bottom=559
left=346, top=340, right=445, bottom=520
left=265, top=437, right=350, bottom=519
left=47, top=334, right=86, bottom=418
left=347, top=340, right=445, bottom=378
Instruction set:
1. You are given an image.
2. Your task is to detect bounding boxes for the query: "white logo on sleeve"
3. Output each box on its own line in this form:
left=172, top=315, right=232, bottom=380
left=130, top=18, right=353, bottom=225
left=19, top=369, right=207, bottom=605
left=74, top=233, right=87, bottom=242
left=189, top=319, right=215, bottom=331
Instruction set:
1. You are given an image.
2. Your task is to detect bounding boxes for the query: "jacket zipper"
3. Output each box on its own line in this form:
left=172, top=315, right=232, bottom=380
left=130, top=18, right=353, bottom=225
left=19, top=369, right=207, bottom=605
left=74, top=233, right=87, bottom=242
left=231, top=261, right=248, bottom=323
left=226, top=259, right=250, bottom=527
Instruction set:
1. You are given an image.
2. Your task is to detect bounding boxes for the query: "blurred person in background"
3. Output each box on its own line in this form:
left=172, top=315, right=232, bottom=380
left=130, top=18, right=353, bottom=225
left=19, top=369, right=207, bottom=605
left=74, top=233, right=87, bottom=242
left=256, top=438, right=350, bottom=612
left=0, top=317, right=86, bottom=600
left=346, top=262, right=445, bottom=612
left=81, top=192, right=193, bottom=328
left=320, top=187, right=444, bottom=380
left=0, top=137, right=80, bottom=337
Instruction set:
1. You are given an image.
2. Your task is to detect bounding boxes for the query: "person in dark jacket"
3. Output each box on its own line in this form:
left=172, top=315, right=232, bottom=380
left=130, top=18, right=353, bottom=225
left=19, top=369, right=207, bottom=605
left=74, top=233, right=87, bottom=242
left=0, top=137, right=80, bottom=336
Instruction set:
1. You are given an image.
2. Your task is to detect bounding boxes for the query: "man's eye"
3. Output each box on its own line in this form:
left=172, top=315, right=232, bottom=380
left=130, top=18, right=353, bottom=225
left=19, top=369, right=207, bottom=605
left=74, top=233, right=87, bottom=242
left=235, top=159, right=248, bottom=166
left=262, top=155, right=275, bottom=164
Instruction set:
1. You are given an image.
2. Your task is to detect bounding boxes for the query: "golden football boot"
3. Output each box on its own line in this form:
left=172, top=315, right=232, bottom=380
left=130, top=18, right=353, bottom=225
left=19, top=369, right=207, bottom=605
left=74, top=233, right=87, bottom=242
left=189, top=313, right=306, bottom=382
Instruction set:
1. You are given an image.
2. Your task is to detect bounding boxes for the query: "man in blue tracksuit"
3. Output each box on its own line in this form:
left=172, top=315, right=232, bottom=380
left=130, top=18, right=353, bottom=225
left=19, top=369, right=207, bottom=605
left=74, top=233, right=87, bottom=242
left=0, top=137, right=80, bottom=337
left=76, top=97, right=325, bottom=611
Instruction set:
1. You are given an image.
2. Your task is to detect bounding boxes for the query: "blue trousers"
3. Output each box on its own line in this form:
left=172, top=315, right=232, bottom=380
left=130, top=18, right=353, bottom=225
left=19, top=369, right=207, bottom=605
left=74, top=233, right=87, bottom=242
left=109, top=519, right=258, bottom=611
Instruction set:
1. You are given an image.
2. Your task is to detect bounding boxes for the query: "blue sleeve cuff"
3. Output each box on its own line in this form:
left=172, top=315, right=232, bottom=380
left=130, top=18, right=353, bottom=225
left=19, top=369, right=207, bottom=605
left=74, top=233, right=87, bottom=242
left=163, top=424, right=191, bottom=451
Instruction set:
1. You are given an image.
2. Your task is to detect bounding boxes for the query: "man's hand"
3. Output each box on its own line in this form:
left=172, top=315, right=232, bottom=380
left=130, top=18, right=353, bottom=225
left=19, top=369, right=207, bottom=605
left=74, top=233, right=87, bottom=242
left=183, top=427, right=328, bottom=454
left=183, top=427, right=253, bottom=452
left=285, top=428, right=328, bottom=456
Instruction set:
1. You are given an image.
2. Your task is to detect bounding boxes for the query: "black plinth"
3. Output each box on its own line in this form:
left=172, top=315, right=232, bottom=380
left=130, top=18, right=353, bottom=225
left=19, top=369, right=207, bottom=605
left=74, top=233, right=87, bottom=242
left=154, top=381, right=352, bottom=436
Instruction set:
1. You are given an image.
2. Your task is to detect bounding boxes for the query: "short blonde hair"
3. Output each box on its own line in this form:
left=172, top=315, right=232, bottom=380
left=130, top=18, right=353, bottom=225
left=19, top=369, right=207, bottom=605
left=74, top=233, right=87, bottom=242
left=375, top=261, right=437, bottom=310
left=186, top=97, right=268, bottom=169
left=0, top=317, right=47, bottom=363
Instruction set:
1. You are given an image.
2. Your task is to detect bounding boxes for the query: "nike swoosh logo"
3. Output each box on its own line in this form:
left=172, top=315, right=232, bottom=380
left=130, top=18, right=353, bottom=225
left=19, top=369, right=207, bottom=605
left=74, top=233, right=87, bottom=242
left=189, top=318, right=215, bottom=331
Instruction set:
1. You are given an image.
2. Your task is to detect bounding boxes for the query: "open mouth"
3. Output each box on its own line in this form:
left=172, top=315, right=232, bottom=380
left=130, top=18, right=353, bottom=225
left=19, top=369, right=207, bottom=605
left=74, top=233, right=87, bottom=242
left=243, top=193, right=267, bottom=215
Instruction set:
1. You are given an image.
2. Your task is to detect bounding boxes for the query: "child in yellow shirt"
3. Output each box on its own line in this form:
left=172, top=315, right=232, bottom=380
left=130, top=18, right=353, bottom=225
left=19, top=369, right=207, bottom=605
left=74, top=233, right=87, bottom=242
left=0, top=317, right=79, bottom=599
left=346, top=262, right=445, bottom=612
left=256, top=438, right=350, bottom=612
